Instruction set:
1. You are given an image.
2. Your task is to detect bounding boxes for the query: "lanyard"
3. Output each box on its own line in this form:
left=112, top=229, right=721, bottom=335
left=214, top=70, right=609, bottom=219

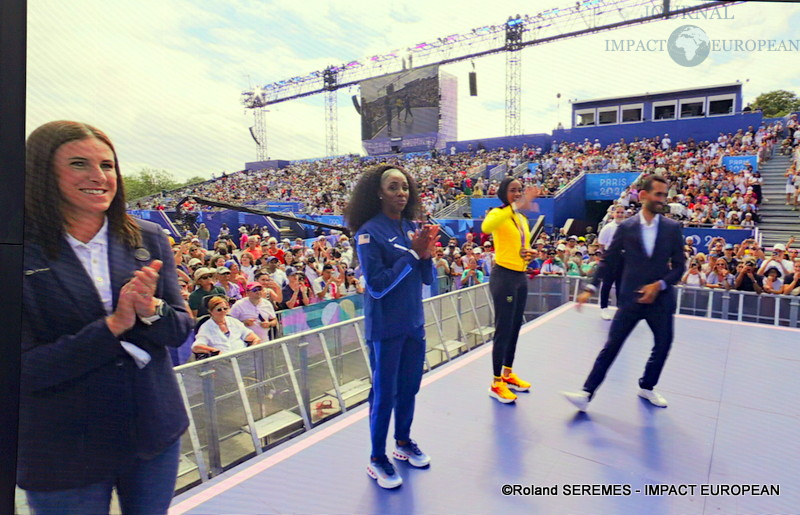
left=509, top=208, right=527, bottom=248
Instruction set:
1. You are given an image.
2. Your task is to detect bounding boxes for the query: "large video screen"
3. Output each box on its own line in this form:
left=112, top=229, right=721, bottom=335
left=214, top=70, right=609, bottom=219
left=360, top=65, right=440, bottom=141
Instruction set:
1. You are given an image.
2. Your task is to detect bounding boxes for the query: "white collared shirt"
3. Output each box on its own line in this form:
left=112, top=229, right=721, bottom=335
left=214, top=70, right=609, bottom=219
left=65, top=218, right=113, bottom=315
left=65, top=218, right=151, bottom=368
left=638, top=211, right=660, bottom=258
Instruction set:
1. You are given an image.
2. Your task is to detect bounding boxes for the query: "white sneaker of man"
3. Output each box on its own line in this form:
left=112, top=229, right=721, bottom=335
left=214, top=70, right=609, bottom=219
left=638, top=388, right=668, bottom=407
left=601, top=308, right=613, bottom=320
left=561, top=390, right=590, bottom=412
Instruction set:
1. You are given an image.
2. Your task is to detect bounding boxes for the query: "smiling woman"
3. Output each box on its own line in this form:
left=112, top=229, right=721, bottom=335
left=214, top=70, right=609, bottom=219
left=344, top=164, right=438, bottom=489
left=21, top=121, right=194, bottom=514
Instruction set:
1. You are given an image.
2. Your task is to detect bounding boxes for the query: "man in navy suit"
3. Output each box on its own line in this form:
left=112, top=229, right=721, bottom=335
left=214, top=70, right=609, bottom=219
left=563, top=174, right=685, bottom=410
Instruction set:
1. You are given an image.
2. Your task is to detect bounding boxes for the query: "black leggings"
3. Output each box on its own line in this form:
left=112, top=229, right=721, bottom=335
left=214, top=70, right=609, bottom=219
left=489, top=265, right=528, bottom=377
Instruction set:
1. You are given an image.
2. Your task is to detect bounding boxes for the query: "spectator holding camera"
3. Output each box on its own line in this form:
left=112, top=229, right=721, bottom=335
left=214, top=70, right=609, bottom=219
left=681, top=259, right=707, bottom=287
left=313, top=263, right=341, bottom=300
left=734, top=258, right=764, bottom=294
left=281, top=268, right=313, bottom=309
left=433, top=248, right=452, bottom=292
left=342, top=268, right=365, bottom=295
left=706, top=258, right=735, bottom=289
left=255, top=269, right=283, bottom=304
left=758, top=240, right=795, bottom=276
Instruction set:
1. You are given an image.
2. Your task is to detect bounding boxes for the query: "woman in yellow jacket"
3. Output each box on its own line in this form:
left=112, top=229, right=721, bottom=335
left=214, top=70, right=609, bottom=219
left=481, top=177, right=539, bottom=403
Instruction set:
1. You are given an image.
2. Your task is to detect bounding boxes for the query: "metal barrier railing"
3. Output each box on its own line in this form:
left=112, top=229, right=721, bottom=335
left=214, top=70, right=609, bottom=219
left=433, top=196, right=470, bottom=219
left=172, top=283, right=494, bottom=490
left=170, top=275, right=799, bottom=492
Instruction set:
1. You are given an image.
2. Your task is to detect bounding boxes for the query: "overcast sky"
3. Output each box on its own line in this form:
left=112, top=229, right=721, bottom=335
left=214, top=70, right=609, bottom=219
left=27, top=0, right=800, bottom=181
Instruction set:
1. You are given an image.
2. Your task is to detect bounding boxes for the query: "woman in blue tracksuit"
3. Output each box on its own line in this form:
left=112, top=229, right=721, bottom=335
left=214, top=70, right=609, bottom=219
left=345, top=164, right=439, bottom=489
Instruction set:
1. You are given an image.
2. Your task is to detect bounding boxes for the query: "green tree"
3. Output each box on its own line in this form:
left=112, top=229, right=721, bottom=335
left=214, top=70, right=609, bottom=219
left=123, top=168, right=180, bottom=200
left=180, top=176, right=208, bottom=188
left=751, top=90, right=800, bottom=118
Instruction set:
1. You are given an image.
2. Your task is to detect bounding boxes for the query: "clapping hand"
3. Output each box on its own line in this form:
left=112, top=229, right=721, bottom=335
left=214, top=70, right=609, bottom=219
left=126, top=260, right=163, bottom=317
left=411, top=224, right=440, bottom=259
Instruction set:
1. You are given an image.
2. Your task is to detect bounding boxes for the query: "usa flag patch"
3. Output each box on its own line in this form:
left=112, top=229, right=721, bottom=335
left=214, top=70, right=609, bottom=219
left=358, top=233, right=371, bottom=245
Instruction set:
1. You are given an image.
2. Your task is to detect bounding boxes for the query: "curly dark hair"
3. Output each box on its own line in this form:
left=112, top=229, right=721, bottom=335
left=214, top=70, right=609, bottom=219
left=344, top=164, right=423, bottom=233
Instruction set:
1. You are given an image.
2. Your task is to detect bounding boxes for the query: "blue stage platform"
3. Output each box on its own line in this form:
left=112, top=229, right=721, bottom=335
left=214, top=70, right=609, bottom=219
left=170, top=303, right=799, bottom=514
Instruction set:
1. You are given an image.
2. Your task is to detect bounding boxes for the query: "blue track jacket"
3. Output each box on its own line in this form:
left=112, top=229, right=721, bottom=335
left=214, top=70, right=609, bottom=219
left=356, top=213, right=433, bottom=341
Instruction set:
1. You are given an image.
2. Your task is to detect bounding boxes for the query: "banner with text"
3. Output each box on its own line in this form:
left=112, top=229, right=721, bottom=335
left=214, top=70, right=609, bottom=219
left=721, top=155, right=758, bottom=173
left=682, top=227, right=754, bottom=250
left=585, top=172, right=640, bottom=200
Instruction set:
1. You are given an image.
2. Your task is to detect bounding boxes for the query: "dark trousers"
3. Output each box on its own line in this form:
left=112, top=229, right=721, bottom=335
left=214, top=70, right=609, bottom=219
left=25, top=439, right=181, bottom=515
left=489, top=265, right=528, bottom=377
left=583, top=306, right=674, bottom=396
left=600, top=264, right=622, bottom=309
left=366, top=327, right=425, bottom=459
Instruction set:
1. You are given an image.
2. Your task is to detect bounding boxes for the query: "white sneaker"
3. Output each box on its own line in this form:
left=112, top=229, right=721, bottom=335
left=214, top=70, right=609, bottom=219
left=367, top=457, right=403, bottom=489
left=562, top=390, right=590, bottom=412
left=638, top=388, right=668, bottom=407
left=601, top=308, right=613, bottom=320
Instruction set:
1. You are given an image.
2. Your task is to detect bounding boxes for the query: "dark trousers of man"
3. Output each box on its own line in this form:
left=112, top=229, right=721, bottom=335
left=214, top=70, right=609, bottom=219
left=599, top=265, right=622, bottom=309
left=366, top=326, right=425, bottom=460
left=489, top=265, right=528, bottom=377
left=583, top=305, right=674, bottom=397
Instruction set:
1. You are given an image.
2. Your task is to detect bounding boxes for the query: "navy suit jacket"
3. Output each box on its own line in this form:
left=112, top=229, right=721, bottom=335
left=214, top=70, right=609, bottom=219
left=18, top=219, right=193, bottom=491
left=592, top=215, right=685, bottom=313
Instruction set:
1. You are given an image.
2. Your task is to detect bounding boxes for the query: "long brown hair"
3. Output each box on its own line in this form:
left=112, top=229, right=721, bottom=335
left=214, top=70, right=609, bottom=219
left=25, top=121, right=141, bottom=257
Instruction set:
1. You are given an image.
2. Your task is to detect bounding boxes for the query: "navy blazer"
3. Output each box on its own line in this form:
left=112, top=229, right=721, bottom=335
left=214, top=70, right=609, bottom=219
left=18, top=219, right=193, bottom=491
left=592, top=215, right=686, bottom=312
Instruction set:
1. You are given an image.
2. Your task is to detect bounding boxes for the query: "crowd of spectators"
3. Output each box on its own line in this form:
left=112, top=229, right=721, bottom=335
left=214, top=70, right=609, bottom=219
left=168, top=226, right=372, bottom=364
left=133, top=117, right=794, bottom=227
left=152, top=117, right=800, bottom=366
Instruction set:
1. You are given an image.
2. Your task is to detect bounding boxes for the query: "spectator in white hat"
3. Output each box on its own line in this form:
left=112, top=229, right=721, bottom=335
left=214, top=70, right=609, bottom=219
left=758, top=240, right=794, bottom=276
left=189, top=267, right=226, bottom=318
left=215, top=266, right=242, bottom=301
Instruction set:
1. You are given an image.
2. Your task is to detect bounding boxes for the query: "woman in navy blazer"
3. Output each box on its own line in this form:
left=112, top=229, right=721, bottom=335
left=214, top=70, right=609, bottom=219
left=20, top=121, right=193, bottom=514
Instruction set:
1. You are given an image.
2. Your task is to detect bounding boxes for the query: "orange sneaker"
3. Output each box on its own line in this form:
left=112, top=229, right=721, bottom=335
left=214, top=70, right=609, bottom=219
left=489, top=380, right=517, bottom=403
left=503, top=372, right=531, bottom=392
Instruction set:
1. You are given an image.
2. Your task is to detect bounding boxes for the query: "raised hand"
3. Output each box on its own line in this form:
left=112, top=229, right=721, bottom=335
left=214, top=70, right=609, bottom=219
left=515, top=186, right=541, bottom=211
